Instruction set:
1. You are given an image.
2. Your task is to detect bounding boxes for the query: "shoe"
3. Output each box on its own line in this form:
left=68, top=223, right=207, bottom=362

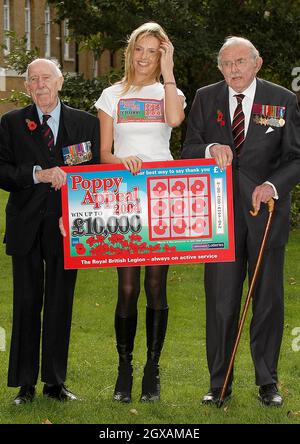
left=13, top=385, right=35, bottom=405
left=113, top=363, right=133, bottom=403
left=258, top=383, right=283, bottom=407
left=140, top=360, right=160, bottom=402
left=43, top=383, right=77, bottom=401
left=202, top=386, right=232, bottom=405
left=113, top=390, right=132, bottom=403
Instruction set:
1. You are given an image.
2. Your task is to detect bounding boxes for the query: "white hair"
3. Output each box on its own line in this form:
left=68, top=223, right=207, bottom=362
left=25, top=58, right=62, bottom=80
left=217, top=36, right=260, bottom=68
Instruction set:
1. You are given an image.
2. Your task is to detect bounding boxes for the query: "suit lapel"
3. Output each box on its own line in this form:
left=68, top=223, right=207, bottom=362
left=53, top=103, right=77, bottom=158
left=243, top=78, right=268, bottom=147
left=215, top=82, right=234, bottom=145
left=25, top=102, right=82, bottom=164
left=24, top=104, right=50, bottom=164
left=54, top=109, right=65, bottom=153
left=59, top=103, right=77, bottom=144
left=213, top=79, right=269, bottom=153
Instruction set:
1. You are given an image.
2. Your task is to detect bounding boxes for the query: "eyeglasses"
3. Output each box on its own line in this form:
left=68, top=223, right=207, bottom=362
left=220, top=58, right=250, bottom=70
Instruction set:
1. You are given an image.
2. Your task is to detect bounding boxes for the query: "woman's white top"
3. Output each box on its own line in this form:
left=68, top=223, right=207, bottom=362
left=95, top=82, right=185, bottom=161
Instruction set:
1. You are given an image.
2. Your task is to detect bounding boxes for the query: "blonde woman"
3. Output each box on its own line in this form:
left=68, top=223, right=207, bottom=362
left=95, top=22, right=185, bottom=403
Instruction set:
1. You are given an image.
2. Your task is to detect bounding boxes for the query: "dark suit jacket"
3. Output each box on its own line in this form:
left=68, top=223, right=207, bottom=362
left=182, top=78, right=300, bottom=251
left=0, top=102, right=100, bottom=256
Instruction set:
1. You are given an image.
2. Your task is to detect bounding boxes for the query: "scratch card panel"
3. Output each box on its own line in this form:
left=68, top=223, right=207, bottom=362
left=61, top=159, right=235, bottom=269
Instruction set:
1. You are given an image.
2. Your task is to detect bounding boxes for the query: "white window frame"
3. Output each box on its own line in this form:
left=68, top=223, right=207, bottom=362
left=93, top=59, right=98, bottom=78
left=44, top=4, right=51, bottom=57
left=64, top=19, right=71, bottom=60
left=25, top=0, right=31, bottom=50
left=3, top=0, right=10, bottom=55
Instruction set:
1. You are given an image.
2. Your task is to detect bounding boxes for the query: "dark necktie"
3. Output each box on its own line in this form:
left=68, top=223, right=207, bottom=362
left=232, top=94, right=245, bottom=155
left=41, top=114, right=54, bottom=152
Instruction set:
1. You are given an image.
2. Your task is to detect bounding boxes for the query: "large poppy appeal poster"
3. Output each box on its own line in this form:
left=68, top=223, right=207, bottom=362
left=61, top=159, right=235, bottom=269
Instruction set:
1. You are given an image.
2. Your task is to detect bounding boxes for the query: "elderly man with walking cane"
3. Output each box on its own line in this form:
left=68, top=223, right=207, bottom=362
left=182, top=36, right=300, bottom=406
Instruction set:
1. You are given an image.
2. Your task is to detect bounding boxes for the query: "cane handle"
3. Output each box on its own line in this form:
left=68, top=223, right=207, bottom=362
left=250, top=198, right=275, bottom=217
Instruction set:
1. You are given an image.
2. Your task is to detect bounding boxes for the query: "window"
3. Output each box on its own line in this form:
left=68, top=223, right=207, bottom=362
left=25, top=0, right=31, bottom=50
left=44, top=4, right=51, bottom=57
left=3, top=0, right=10, bottom=54
left=64, top=19, right=70, bottom=60
left=93, top=59, right=98, bottom=78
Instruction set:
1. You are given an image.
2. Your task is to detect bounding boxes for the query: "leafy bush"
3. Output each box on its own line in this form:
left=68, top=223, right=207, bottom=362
left=291, top=184, right=300, bottom=228
left=61, top=70, right=120, bottom=114
left=0, top=31, right=121, bottom=114
left=1, top=31, right=299, bottom=227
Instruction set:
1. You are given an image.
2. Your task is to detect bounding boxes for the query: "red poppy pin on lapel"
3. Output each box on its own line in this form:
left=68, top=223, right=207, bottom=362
left=217, top=110, right=225, bottom=126
left=26, top=119, right=37, bottom=131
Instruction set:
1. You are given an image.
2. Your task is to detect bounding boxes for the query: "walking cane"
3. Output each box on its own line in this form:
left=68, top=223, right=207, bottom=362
left=218, top=198, right=275, bottom=408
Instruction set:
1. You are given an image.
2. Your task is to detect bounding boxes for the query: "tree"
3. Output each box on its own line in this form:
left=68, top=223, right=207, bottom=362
left=5, top=1, right=300, bottom=113
left=48, top=0, right=300, bottom=227
left=48, top=0, right=300, bottom=101
left=2, top=1, right=300, bottom=226
left=0, top=31, right=119, bottom=113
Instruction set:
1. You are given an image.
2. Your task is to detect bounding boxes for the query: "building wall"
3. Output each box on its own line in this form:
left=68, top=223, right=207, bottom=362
left=0, top=0, right=119, bottom=115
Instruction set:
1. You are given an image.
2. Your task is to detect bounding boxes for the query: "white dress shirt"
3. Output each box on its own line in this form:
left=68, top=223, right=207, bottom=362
left=33, top=101, right=61, bottom=183
left=228, top=79, right=256, bottom=135
left=205, top=78, right=278, bottom=198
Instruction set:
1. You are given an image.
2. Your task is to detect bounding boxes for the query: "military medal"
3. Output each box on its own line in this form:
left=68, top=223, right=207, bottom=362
left=278, top=107, right=285, bottom=127
left=267, top=117, right=280, bottom=127
left=252, top=103, right=286, bottom=128
left=62, top=141, right=92, bottom=165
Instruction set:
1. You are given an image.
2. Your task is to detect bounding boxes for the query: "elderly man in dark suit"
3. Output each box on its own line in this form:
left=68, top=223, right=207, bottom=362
left=0, top=58, right=99, bottom=404
left=182, top=37, right=300, bottom=406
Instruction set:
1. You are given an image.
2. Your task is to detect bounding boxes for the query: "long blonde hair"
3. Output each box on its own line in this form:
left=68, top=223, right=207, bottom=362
left=120, top=22, right=169, bottom=93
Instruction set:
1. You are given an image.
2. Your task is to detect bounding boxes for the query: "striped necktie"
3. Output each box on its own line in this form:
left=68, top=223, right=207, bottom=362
left=41, top=114, right=54, bottom=152
left=232, top=94, right=245, bottom=155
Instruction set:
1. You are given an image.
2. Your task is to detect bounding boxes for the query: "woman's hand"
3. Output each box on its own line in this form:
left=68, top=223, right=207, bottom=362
left=119, top=156, right=143, bottom=175
left=159, top=39, right=174, bottom=78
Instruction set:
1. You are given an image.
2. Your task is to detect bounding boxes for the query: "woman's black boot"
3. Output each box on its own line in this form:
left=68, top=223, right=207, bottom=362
left=113, top=313, right=137, bottom=403
left=140, top=307, right=168, bottom=402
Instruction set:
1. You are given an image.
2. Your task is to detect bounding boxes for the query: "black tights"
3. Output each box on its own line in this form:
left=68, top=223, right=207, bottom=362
left=116, top=266, right=169, bottom=317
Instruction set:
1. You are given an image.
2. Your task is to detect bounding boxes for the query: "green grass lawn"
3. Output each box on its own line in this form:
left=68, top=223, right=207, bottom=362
left=0, top=189, right=299, bottom=424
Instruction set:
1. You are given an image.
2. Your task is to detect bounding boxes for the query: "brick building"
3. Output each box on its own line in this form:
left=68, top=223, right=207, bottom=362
left=0, top=0, right=119, bottom=114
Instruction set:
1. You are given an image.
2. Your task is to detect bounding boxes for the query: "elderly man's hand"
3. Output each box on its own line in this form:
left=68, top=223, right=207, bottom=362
left=209, top=144, right=233, bottom=170
left=36, top=167, right=67, bottom=190
left=252, top=183, right=275, bottom=213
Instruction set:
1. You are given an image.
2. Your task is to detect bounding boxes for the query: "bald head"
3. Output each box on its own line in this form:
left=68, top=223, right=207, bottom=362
left=218, top=37, right=260, bottom=69
left=25, top=58, right=62, bottom=81
left=217, top=36, right=263, bottom=93
left=25, top=58, right=64, bottom=113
